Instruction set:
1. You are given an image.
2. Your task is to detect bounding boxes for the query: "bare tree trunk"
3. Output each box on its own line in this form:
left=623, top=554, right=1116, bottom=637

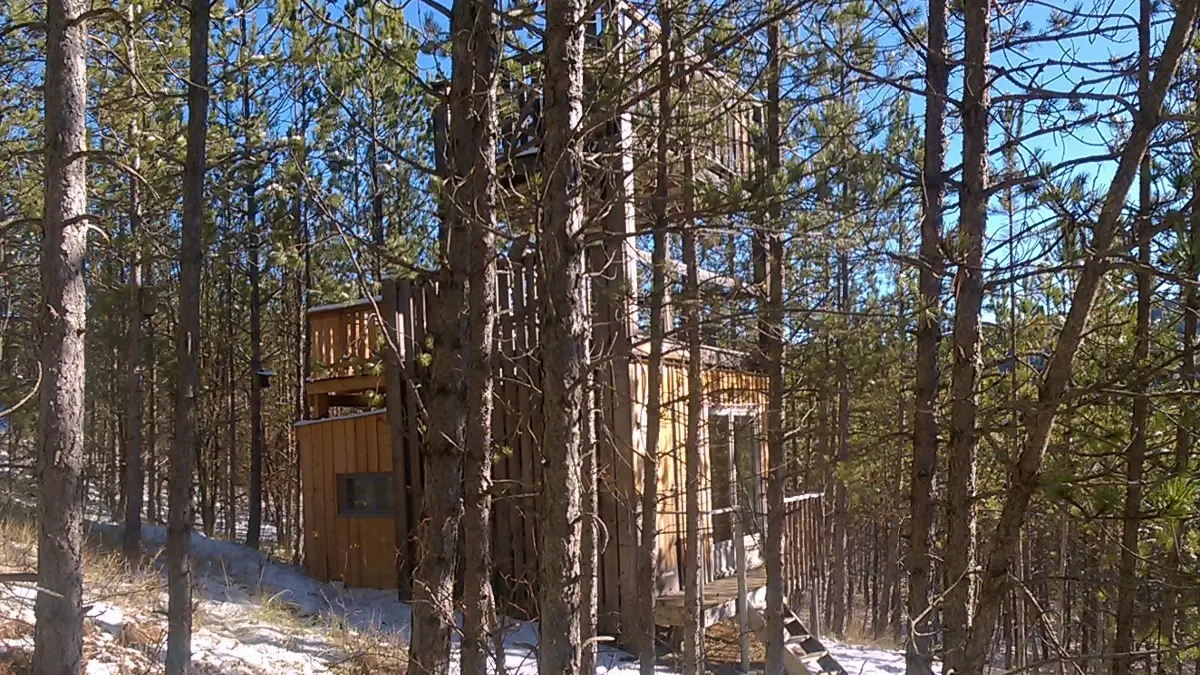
left=244, top=16, right=265, bottom=550
left=945, top=0, right=988, bottom=666
left=35, top=0, right=88, bottom=670
left=581, top=370, right=597, bottom=675
left=907, top=0, right=946, bottom=668
left=147, top=286, right=159, bottom=524
left=408, top=161, right=468, bottom=675
left=538, top=0, right=586, bottom=666
left=225, top=257, right=238, bottom=541
left=830, top=250, right=850, bottom=639
left=761, top=19, right=790, bottom=673
left=1162, top=99, right=1199, bottom=674
left=638, top=5, right=672, bottom=670
left=959, top=5, right=1199, bottom=673
left=1112, top=2, right=1152, bottom=671
left=454, top=0, right=500, bottom=666
left=167, top=0, right=209, bottom=669
left=681, top=148, right=704, bottom=674
left=123, top=6, right=145, bottom=561
left=291, top=71, right=310, bottom=563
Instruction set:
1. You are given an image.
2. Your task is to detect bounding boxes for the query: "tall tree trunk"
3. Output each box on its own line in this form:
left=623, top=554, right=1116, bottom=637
left=1162, top=101, right=1199, bottom=673
left=830, top=250, right=850, bottom=638
left=147, top=285, right=159, bottom=524
left=945, top=0, right=989, bottom=667
left=453, top=0, right=500, bottom=667
left=35, top=0, right=88, bottom=670
left=907, top=0, right=946, bottom=668
left=538, top=0, right=586, bottom=666
left=225, top=228, right=238, bottom=541
left=681, top=140, right=704, bottom=675
left=123, top=6, right=145, bottom=561
left=293, top=61, right=311, bottom=564
left=638, top=6, right=672, bottom=671
left=762, top=18, right=790, bottom=673
left=581, top=367, right=598, bottom=675
left=167, top=0, right=209, bottom=669
left=959, top=4, right=1199, bottom=674
left=244, top=16, right=265, bottom=550
left=246, top=209, right=263, bottom=549
left=408, top=63, right=470, bottom=675
left=1112, top=2, right=1152, bottom=670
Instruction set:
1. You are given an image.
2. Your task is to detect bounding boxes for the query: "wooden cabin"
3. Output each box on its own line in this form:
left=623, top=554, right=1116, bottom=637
left=295, top=0, right=827, bottom=644
left=297, top=267, right=825, bottom=640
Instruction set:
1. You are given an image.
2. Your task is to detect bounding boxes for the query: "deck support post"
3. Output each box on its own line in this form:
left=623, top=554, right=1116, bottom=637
left=382, top=278, right=412, bottom=596
left=731, top=423, right=750, bottom=672
left=735, top=507, right=749, bottom=672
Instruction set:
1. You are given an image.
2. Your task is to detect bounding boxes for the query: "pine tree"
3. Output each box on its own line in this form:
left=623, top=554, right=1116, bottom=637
left=35, top=0, right=88, bottom=671
left=538, top=0, right=588, bottom=666
left=167, top=0, right=210, bottom=668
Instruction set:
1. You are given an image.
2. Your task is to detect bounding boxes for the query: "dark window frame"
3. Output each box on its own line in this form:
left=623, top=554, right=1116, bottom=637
left=336, top=472, right=395, bottom=517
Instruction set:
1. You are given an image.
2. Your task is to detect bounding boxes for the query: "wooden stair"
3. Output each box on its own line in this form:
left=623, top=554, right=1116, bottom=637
left=747, top=600, right=848, bottom=675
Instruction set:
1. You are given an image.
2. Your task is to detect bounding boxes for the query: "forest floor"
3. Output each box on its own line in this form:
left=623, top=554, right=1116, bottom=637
left=0, top=498, right=919, bottom=675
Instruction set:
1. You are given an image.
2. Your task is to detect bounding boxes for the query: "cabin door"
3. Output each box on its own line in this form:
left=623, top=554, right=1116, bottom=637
left=707, top=410, right=764, bottom=579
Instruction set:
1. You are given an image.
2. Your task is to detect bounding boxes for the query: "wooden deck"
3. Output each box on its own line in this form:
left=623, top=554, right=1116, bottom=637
left=654, top=566, right=769, bottom=628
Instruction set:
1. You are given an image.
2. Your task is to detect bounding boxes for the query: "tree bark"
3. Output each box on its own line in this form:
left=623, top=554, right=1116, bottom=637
left=147, top=282, right=159, bottom=524
left=907, top=0, right=946, bottom=668
left=538, top=0, right=587, bottom=666
left=958, top=4, right=1199, bottom=673
left=1162, top=92, right=1199, bottom=674
left=681, top=153, right=704, bottom=675
left=453, top=0, right=500, bottom=667
left=638, top=5, right=672, bottom=671
left=1112, top=2, right=1151, bottom=670
left=35, top=0, right=88, bottom=670
left=762, top=19, right=790, bottom=672
left=830, top=250, right=849, bottom=639
left=408, top=113, right=469, bottom=675
left=225, top=246, right=238, bottom=541
left=244, top=14, right=265, bottom=550
left=167, top=0, right=209, bottom=669
left=945, top=0, right=988, bottom=668
left=123, top=5, right=145, bottom=561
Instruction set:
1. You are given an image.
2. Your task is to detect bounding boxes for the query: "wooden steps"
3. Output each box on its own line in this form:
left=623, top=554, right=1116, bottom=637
left=748, top=600, right=848, bottom=675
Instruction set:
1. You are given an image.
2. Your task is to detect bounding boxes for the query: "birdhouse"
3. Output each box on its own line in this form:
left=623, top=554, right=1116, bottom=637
left=256, top=369, right=275, bottom=389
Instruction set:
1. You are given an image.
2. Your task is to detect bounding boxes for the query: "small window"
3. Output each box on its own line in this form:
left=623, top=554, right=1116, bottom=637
left=337, top=473, right=395, bottom=517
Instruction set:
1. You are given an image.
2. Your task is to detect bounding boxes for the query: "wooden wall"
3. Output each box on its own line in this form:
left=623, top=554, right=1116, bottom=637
left=299, top=269, right=774, bottom=639
left=296, top=411, right=400, bottom=589
left=488, top=253, right=544, bottom=614
left=613, top=359, right=770, bottom=632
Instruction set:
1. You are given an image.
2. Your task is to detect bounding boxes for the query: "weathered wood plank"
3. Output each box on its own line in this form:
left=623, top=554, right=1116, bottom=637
left=321, top=419, right=338, bottom=581
left=331, top=417, right=350, bottom=582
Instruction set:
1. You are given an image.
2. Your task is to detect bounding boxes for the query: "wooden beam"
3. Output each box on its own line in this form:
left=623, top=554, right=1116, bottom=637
left=306, top=374, right=385, bottom=396
left=633, top=247, right=742, bottom=291
left=325, top=394, right=375, bottom=409
left=382, top=279, right=412, bottom=593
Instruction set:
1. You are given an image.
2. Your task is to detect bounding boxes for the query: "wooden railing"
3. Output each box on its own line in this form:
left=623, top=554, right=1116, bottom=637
left=308, top=297, right=384, bottom=381
left=473, top=0, right=762, bottom=187
left=781, top=492, right=824, bottom=608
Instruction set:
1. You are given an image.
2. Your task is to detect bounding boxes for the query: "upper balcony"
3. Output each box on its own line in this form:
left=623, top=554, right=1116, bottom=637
left=436, top=0, right=764, bottom=214
left=306, top=296, right=386, bottom=413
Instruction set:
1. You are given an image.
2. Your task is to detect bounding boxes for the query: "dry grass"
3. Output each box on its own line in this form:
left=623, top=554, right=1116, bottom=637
left=0, top=618, right=32, bottom=642
left=115, top=619, right=165, bottom=655
left=325, top=616, right=408, bottom=675
left=0, top=496, right=412, bottom=674
left=0, top=647, right=33, bottom=675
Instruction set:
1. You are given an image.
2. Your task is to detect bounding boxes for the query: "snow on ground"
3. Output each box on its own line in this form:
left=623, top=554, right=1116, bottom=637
left=89, top=523, right=663, bottom=674
left=0, top=511, right=920, bottom=675
left=823, top=640, right=938, bottom=675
